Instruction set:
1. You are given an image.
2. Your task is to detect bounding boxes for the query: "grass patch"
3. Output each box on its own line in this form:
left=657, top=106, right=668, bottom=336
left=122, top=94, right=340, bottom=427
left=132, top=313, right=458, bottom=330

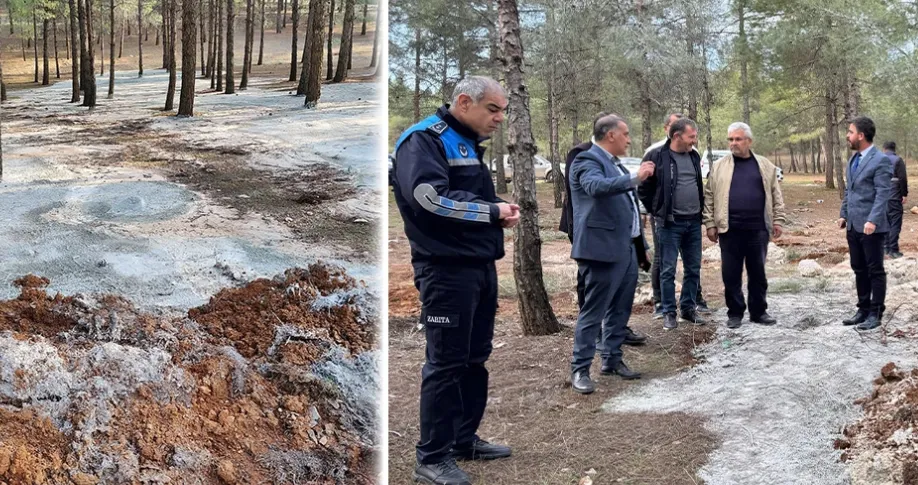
left=771, top=278, right=805, bottom=294
left=785, top=248, right=803, bottom=262
left=812, top=277, right=832, bottom=292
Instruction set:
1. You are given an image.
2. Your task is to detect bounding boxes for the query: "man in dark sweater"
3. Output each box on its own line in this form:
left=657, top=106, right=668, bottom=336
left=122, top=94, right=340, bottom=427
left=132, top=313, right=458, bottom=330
left=883, top=141, right=907, bottom=259
left=703, top=122, right=786, bottom=329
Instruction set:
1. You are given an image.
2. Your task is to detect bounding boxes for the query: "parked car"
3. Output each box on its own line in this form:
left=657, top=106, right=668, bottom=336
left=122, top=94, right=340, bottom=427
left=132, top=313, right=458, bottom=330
left=491, top=154, right=554, bottom=182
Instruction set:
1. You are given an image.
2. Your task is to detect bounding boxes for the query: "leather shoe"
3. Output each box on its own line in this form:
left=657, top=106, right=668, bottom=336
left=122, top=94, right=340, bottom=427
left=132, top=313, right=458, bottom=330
left=624, top=327, right=647, bottom=345
left=842, top=310, right=868, bottom=326
left=695, top=301, right=713, bottom=314
left=571, top=369, right=595, bottom=394
left=856, top=314, right=881, bottom=331
left=414, top=459, right=471, bottom=485
left=452, top=439, right=511, bottom=461
left=726, top=316, right=742, bottom=329
left=751, top=312, right=777, bottom=325
left=601, top=360, right=641, bottom=380
left=891, top=251, right=904, bottom=259
left=663, top=313, right=678, bottom=330
left=652, top=304, right=665, bottom=320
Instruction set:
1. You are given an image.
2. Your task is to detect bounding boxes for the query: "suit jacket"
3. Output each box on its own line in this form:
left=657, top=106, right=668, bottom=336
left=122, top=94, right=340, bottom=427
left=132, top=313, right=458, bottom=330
left=559, top=142, right=593, bottom=240
left=570, top=144, right=649, bottom=264
left=841, top=146, right=893, bottom=234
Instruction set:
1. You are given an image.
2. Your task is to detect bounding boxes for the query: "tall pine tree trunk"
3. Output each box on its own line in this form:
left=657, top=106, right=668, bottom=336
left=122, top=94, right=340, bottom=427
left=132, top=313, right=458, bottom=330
left=54, top=18, right=60, bottom=78
left=498, top=0, right=559, bottom=335
left=325, top=0, right=333, bottom=80
left=200, top=0, right=206, bottom=76
left=359, top=0, right=365, bottom=35
left=215, top=0, right=223, bottom=90
left=824, top=86, right=836, bottom=190
left=178, top=0, right=197, bottom=115
left=302, top=0, right=326, bottom=107
left=42, top=18, right=49, bottom=85
left=224, top=0, right=235, bottom=93
left=33, top=9, right=38, bottom=83
left=246, top=0, right=254, bottom=73
left=295, top=0, right=312, bottom=95
left=368, top=10, right=377, bottom=67
left=257, top=0, right=264, bottom=65
left=70, top=0, right=80, bottom=101
left=738, top=0, right=750, bottom=124
left=107, top=0, right=113, bottom=97
left=83, top=0, right=97, bottom=107
left=240, top=0, right=252, bottom=88
left=287, top=0, right=298, bottom=80
left=275, top=0, right=281, bottom=33
left=332, top=0, right=354, bottom=83
left=331, top=0, right=351, bottom=82
left=137, top=0, right=143, bottom=75
left=164, top=0, right=176, bottom=109
left=207, top=0, right=215, bottom=79
left=0, top=33, right=7, bottom=102
left=486, top=0, right=506, bottom=194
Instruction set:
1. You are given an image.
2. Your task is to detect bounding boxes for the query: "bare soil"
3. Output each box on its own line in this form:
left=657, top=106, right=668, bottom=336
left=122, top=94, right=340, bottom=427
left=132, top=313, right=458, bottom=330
left=0, top=264, right=377, bottom=484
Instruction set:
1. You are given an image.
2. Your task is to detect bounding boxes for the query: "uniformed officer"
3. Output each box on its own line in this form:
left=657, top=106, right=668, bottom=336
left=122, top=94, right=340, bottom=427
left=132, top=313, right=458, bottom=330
left=392, top=75, right=519, bottom=485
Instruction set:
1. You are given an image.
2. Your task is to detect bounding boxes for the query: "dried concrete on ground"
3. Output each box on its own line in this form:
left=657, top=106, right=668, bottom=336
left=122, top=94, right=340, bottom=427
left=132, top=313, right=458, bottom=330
left=603, top=257, right=918, bottom=485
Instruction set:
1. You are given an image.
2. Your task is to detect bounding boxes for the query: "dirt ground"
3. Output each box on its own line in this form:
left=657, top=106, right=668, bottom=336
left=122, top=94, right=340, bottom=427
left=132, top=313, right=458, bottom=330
left=0, top=266, right=378, bottom=484
left=387, top=170, right=918, bottom=484
left=0, top=13, right=382, bottom=485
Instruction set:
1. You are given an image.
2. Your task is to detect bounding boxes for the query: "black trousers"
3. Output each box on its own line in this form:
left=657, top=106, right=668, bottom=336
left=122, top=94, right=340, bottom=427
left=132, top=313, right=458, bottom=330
left=413, top=261, right=497, bottom=464
left=719, top=229, right=770, bottom=319
left=886, top=199, right=904, bottom=253
left=847, top=230, right=887, bottom=315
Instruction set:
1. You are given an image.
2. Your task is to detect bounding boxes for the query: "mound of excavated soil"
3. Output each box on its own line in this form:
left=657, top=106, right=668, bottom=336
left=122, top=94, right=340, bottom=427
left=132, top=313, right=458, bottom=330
left=837, top=363, right=918, bottom=484
left=0, top=263, right=378, bottom=484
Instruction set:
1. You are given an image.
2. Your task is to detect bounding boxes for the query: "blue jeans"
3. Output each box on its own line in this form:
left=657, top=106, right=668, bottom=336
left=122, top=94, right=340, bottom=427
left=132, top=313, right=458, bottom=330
left=658, top=218, right=702, bottom=315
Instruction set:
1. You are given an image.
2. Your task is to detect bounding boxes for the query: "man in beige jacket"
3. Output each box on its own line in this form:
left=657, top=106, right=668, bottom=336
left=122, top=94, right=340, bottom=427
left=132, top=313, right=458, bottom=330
left=703, top=122, right=787, bottom=329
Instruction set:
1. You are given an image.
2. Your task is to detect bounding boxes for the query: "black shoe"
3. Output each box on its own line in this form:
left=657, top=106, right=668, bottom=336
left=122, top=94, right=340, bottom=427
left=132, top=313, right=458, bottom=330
left=601, top=360, right=641, bottom=380
left=623, top=327, right=647, bottom=346
left=750, top=312, right=777, bottom=325
left=452, top=439, right=512, bottom=461
left=726, top=316, right=742, bottom=329
left=652, top=304, right=664, bottom=320
left=856, top=314, right=881, bottom=331
left=695, top=301, right=713, bottom=314
left=571, top=369, right=595, bottom=394
left=680, top=311, right=707, bottom=325
left=842, top=310, right=868, bottom=326
left=414, top=459, right=472, bottom=485
left=891, top=251, right=904, bottom=259
left=663, top=313, right=678, bottom=330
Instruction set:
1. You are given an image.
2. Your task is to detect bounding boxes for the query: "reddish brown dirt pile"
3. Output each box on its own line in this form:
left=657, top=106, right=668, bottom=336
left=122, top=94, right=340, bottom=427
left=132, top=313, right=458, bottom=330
left=0, top=268, right=378, bottom=485
left=0, top=275, right=79, bottom=338
left=189, top=263, right=375, bottom=363
left=836, top=363, right=918, bottom=483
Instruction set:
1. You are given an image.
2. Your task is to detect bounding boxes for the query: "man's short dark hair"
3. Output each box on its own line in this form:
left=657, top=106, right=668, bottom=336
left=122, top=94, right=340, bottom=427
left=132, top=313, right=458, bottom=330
left=850, top=116, right=876, bottom=143
left=665, top=112, right=684, bottom=126
left=884, top=140, right=897, bottom=151
left=593, top=114, right=625, bottom=141
left=669, top=118, right=697, bottom=138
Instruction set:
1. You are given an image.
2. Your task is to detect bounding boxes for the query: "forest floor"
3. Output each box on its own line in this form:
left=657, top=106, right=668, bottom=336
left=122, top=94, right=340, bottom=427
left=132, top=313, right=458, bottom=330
left=0, top=15, right=383, bottom=485
left=388, top=172, right=918, bottom=484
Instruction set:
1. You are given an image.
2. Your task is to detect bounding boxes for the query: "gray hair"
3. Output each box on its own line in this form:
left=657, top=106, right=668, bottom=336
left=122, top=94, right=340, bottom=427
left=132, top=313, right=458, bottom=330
left=593, top=114, right=626, bottom=141
left=727, top=122, right=753, bottom=139
left=451, top=76, right=506, bottom=104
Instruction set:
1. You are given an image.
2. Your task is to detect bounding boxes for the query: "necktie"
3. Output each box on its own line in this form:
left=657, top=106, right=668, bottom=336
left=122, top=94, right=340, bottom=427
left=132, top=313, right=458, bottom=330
left=852, top=153, right=861, bottom=174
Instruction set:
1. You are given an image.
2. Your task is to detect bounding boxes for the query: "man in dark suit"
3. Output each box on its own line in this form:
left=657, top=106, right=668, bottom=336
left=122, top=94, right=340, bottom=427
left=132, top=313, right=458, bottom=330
left=882, top=141, right=907, bottom=259
left=559, top=113, right=647, bottom=346
left=839, top=116, right=893, bottom=331
left=569, top=114, right=654, bottom=394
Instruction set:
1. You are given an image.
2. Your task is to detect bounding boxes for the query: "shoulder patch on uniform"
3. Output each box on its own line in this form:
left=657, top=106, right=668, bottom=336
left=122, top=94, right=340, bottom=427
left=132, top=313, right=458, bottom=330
left=428, top=121, right=448, bottom=135
left=458, top=144, right=469, bottom=157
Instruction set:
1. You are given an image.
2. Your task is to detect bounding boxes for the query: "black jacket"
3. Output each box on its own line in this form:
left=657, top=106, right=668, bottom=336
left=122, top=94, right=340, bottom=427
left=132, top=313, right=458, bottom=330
left=392, top=106, right=505, bottom=263
left=638, top=138, right=705, bottom=225
left=558, top=141, right=593, bottom=240
left=886, top=151, right=909, bottom=201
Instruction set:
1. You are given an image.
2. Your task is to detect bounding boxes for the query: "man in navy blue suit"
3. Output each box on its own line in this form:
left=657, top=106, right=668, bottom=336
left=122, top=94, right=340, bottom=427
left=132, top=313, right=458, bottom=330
left=839, top=116, right=893, bottom=331
left=568, top=114, right=654, bottom=394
